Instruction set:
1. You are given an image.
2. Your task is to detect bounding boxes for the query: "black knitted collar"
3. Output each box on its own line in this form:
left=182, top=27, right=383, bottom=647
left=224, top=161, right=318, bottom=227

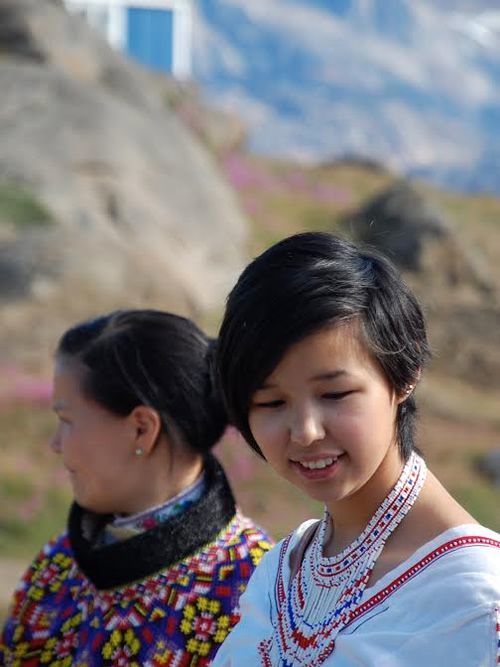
left=68, top=454, right=237, bottom=590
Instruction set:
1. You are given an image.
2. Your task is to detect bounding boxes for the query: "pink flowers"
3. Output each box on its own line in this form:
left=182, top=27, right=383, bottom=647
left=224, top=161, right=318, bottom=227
left=0, top=365, right=52, bottom=407
left=223, top=153, right=278, bottom=192
left=221, top=152, right=354, bottom=228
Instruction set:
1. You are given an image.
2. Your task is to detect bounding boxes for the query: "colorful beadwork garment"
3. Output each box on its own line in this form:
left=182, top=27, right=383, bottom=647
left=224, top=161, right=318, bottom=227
left=0, top=456, right=273, bottom=667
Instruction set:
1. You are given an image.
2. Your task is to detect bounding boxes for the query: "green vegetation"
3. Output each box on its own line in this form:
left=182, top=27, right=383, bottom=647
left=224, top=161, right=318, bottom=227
left=0, top=487, right=68, bottom=557
left=453, top=484, right=500, bottom=532
left=0, top=403, right=70, bottom=558
left=0, top=181, right=52, bottom=229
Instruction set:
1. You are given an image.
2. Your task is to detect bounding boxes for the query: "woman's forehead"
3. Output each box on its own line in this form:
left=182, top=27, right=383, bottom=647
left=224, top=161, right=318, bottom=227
left=264, top=324, right=375, bottom=380
left=53, top=356, right=87, bottom=395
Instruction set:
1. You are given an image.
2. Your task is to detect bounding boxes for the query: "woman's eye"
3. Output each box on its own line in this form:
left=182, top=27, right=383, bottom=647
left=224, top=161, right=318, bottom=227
left=323, top=391, right=352, bottom=401
left=254, top=399, right=285, bottom=409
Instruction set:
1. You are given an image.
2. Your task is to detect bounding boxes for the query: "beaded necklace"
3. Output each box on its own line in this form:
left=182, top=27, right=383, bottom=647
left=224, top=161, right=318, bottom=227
left=265, top=451, right=427, bottom=666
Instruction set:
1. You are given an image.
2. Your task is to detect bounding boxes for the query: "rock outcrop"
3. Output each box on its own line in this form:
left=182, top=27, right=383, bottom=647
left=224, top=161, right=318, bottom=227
left=0, top=0, right=247, bottom=367
left=342, top=181, right=500, bottom=389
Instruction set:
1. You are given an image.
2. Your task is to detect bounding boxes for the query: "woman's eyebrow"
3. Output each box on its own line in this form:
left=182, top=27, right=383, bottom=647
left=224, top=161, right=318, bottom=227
left=257, top=382, right=277, bottom=390
left=310, top=370, right=348, bottom=382
left=258, top=370, right=348, bottom=390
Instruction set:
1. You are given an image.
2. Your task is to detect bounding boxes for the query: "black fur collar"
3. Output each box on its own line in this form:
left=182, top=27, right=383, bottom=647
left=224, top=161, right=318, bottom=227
left=68, top=454, right=236, bottom=590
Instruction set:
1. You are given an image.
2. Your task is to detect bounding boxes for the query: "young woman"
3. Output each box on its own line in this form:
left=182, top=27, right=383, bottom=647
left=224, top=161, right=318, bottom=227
left=212, top=232, right=500, bottom=666
left=1, top=309, right=273, bottom=667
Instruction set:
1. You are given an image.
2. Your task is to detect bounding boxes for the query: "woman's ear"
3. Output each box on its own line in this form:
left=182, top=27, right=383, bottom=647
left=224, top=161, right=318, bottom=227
left=397, top=368, right=422, bottom=404
left=129, top=406, right=162, bottom=456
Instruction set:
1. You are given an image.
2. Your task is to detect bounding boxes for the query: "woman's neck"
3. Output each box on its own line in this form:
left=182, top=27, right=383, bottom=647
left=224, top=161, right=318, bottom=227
left=324, top=448, right=405, bottom=556
left=120, top=441, right=205, bottom=516
left=118, top=461, right=205, bottom=519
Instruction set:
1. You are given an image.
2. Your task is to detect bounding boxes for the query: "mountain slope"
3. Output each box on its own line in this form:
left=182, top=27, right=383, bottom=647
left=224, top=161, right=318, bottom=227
left=194, top=0, right=500, bottom=192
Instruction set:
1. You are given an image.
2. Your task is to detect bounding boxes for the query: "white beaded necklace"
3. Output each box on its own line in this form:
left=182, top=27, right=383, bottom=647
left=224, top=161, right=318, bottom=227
left=264, top=451, right=427, bottom=666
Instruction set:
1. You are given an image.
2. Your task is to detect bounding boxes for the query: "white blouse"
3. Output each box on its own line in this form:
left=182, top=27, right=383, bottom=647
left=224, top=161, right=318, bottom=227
left=213, top=523, right=500, bottom=666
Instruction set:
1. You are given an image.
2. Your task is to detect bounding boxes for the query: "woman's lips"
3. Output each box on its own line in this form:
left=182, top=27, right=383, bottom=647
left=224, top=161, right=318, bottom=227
left=291, top=454, right=344, bottom=480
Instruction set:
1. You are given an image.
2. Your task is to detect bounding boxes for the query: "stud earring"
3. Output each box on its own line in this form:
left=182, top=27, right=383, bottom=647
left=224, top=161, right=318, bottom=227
left=135, top=447, right=144, bottom=456
left=405, top=384, right=414, bottom=396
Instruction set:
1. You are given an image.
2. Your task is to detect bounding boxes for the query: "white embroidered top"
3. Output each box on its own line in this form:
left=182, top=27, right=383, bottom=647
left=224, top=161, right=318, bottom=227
left=213, top=523, right=500, bottom=667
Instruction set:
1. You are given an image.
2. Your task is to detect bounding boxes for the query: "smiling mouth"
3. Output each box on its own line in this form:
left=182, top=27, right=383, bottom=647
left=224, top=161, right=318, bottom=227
left=294, top=454, right=344, bottom=470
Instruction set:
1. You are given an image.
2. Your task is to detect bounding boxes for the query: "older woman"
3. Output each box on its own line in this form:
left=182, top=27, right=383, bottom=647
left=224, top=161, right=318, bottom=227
left=1, top=309, right=273, bottom=666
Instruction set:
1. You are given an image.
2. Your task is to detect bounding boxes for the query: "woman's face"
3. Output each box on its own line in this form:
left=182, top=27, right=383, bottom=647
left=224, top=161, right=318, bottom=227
left=248, top=325, right=404, bottom=514
left=50, top=358, right=143, bottom=514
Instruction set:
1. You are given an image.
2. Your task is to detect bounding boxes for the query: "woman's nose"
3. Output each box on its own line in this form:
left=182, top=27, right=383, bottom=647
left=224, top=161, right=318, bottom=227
left=50, top=428, right=62, bottom=454
left=290, top=405, right=325, bottom=447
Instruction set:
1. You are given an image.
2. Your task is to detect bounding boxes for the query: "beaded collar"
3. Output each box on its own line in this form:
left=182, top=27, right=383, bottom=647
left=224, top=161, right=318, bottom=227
left=265, top=451, right=427, bottom=666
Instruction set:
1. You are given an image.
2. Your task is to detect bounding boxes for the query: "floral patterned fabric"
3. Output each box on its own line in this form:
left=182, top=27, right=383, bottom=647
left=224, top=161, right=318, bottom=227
left=1, top=512, right=273, bottom=666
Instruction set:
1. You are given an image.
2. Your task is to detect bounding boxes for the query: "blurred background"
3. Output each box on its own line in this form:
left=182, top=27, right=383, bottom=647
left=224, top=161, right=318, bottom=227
left=1, top=0, right=499, bottom=620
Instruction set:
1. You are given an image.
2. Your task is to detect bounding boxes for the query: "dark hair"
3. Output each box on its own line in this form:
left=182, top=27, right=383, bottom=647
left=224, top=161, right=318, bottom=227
left=57, top=310, right=227, bottom=454
left=217, top=232, right=431, bottom=460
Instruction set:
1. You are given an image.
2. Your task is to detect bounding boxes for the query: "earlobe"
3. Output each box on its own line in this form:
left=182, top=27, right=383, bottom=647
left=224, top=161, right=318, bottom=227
left=403, top=383, right=415, bottom=398
left=397, top=370, right=421, bottom=404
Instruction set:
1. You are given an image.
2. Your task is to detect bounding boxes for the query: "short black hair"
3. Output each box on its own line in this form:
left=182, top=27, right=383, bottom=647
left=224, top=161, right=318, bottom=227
left=57, top=309, right=227, bottom=454
left=217, top=232, right=431, bottom=460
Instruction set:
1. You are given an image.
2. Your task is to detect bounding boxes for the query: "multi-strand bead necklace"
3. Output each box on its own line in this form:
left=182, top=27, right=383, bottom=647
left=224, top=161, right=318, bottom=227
left=262, top=451, right=427, bottom=666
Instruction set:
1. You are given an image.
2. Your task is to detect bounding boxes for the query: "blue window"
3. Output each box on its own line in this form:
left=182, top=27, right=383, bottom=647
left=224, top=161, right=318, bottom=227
left=126, top=7, right=174, bottom=73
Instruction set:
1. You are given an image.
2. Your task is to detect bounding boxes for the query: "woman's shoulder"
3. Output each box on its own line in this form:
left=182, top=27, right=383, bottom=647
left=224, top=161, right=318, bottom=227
left=3, top=532, right=76, bottom=626
left=18, top=532, right=74, bottom=583
left=233, top=511, right=274, bottom=544
left=371, top=523, right=500, bottom=606
left=223, top=511, right=273, bottom=547
left=387, top=473, right=499, bottom=578
left=426, top=523, right=500, bottom=575
left=415, top=523, right=500, bottom=562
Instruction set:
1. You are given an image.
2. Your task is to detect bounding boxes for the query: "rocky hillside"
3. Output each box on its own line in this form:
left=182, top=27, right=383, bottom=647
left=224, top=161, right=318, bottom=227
left=0, top=0, right=247, bottom=369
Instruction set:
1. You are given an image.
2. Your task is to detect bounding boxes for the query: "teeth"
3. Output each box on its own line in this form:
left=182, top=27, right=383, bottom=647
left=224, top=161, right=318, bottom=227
left=299, top=457, right=336, bottom=470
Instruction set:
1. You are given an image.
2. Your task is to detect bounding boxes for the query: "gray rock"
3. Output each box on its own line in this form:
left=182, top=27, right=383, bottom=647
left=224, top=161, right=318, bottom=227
left=342, top=181, right=447, bottom=271
left=341, top=180, right=500, bottom=390
left=342, top=180, right=494, bottom=298
left=0, top=0, right=248, bottom=365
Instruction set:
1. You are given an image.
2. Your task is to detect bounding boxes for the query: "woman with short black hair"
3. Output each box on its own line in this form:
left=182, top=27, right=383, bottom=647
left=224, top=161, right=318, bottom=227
left=213, top=232, right=500, bottom=666
left=1, top=309, right=273, bottom=666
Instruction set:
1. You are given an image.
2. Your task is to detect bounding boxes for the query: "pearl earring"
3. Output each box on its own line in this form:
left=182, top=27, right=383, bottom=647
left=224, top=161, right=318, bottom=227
left=405, top=384, right=414, bottom=395
left=135, top=447, right=144, bottom=456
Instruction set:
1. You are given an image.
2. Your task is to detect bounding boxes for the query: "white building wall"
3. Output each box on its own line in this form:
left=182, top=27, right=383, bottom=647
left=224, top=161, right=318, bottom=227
left=172, top=2, right=193, bottom=79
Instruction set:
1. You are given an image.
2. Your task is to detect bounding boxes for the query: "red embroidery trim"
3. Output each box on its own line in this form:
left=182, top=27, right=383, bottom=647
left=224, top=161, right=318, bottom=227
left=347, top=536, right=500, bottom=628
